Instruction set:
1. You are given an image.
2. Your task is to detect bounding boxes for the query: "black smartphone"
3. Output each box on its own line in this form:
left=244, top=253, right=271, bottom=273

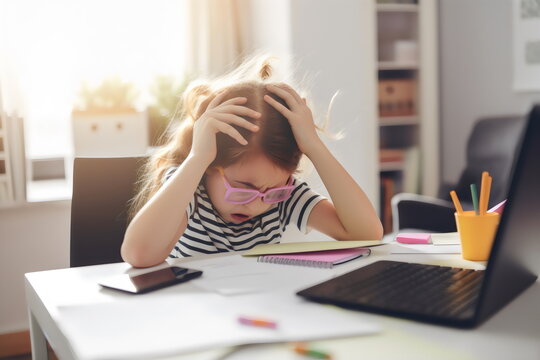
left=98, top=266, right=203, bottom=294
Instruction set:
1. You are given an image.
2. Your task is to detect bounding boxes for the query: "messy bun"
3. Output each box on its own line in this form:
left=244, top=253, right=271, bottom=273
left=259, top=59, right=273, bottom=80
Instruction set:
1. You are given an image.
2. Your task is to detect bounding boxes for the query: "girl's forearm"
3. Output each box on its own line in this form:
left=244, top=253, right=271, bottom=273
left=121, top=154, right=209, bottom=267
left=306, top=140, right=383, bottom=240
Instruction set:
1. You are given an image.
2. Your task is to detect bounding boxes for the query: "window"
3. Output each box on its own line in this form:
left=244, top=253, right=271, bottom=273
left=1, top=0, right=188, bottom=201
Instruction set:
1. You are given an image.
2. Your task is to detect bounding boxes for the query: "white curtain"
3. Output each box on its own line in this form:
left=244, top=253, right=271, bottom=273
left=186, top=0, right=253, bottom=77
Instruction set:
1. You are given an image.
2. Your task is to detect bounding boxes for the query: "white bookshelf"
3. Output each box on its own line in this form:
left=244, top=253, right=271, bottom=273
left=379, top=115, right=419, bottom=127
left=377, top=3, right=419, bottom=12
left=377, top=61, right=419, bottom=70
left=376, top=0, right=439, bottom=232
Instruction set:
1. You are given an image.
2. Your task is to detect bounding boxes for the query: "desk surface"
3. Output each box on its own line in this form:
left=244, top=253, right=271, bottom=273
left=25, top=244, right=540, bottom=360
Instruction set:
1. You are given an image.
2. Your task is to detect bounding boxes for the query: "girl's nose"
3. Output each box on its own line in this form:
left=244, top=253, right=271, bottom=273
left=245, top=196, right=268, bottom=211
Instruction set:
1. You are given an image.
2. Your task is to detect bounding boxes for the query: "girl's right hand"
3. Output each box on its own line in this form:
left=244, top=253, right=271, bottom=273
left=190, top=90, right=261, bottom=164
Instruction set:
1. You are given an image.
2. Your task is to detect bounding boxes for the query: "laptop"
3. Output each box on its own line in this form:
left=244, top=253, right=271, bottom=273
left=297, top=104, right=540, bottom=328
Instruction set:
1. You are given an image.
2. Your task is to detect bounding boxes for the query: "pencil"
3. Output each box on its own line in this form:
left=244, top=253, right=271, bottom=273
left=450, top=190, right=464, bottom=214
left=470, top=184, right=479, bottom=215
left=483, top=176, right=492, bottom=214
left=479, top=171, right=489, bottom=215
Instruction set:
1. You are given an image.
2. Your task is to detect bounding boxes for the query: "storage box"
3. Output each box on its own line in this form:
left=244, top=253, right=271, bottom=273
left=378, top=79, right=417, bottom=117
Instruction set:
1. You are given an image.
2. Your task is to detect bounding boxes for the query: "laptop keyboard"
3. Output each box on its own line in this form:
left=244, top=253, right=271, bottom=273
left=298, top=261, right=485, bottom=321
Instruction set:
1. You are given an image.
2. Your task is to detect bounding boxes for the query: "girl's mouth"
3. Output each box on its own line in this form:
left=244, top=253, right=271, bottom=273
left=230, top=213, right=250, bottom=222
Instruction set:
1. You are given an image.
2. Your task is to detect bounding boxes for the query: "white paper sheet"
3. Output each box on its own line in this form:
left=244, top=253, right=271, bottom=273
left=182, top=254, right=333, bottom=296
left=390, top=243, right=461, bottom=254
left=57, top=293, right=380, bottom=360
left=194, top=271, right=278, bottom=295
left=431, top=232, right=460, bottom=246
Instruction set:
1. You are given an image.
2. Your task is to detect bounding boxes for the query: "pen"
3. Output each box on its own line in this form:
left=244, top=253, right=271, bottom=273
left=293, top=344, right=332, bottom=359
left=450, top=190, right=464, bottom=214
left=470, top=184, right=479, bottom=215
left=237, top=316, right=277, bottom=329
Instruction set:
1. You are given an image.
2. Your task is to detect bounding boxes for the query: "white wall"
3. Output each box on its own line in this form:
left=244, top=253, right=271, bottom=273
left=244, top=0, right=379, bottom=243
left=288, top=0, right=379, bottom=216
left=439, top=0, right=540, bottom=185
left=247, top=0, right=291, bottom=59
left=0, top=201, right=70, bottom=333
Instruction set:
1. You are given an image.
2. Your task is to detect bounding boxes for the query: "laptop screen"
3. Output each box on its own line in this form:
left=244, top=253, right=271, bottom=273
left=477, top=104, right=540, bottom=321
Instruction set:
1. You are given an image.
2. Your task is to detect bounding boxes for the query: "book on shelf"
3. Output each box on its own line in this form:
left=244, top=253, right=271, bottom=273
left=0, top=112, right=26, bottom=205
left=402, top=146, right=420, bottom=193
left=379, top=148, right=405, bottom=163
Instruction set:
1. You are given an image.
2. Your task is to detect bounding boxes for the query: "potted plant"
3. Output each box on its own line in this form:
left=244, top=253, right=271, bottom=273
left=71, top=77, right=149, bottom=157
left=147, top=75, right=191, bottom=147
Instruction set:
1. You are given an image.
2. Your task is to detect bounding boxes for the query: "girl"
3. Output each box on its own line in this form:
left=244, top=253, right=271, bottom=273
left=121, top=57, right=383, bottom=268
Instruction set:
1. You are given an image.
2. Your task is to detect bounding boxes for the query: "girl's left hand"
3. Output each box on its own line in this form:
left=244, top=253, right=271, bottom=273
left=264, top=83, right=322, bottom=155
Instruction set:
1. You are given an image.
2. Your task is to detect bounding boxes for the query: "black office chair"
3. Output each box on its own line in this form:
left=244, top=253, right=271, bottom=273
left=392, top=115, right=525, bottom=233
left=70, top=156, right=147, bottom=267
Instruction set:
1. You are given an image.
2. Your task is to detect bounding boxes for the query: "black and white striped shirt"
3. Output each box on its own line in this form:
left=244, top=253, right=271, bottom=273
left=163, top=168, right=325, bottom=257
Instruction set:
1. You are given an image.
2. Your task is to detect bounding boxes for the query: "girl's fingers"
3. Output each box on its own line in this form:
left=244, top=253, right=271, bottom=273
left=266, top=84, right=297, bottom=109
left=218, top=105, right=261, bottom=119
left=274, top=83, right=303, bottom=103
left=219, top=96, right=248, bottom=107
left=208, top=92, right=247, bottom=109
left=214, top=113, right=259, bottom=132
left=207, top=90, right=229, bottom=109
left=263, top=94, right=293, bottom=118
left=214, top=121, right=248, bottom=145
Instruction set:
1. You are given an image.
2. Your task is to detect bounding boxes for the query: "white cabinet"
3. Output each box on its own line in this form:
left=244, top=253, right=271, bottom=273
left=72, top=110, right=149, bottom=157
left=376, top=0, right=439, bottom=232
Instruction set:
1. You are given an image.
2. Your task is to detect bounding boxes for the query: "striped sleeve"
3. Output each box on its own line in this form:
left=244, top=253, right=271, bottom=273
left=280, top=179, right=325, bottom=234
left=162, top=166, right=178, bottom=184
left=161, top=166, right=196, bottom=218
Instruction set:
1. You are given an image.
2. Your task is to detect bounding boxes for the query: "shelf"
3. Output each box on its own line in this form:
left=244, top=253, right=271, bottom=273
left=379, top=116, right=418, bottom=126
left=380, top=161, right=404, bottom=172
left=377, top=3, right=418, bottom=13
left=378, top=61, right=418, bottom=70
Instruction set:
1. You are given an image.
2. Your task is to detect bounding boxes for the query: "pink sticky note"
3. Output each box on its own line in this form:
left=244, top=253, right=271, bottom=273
left=396, top=233, right=431, bottom=244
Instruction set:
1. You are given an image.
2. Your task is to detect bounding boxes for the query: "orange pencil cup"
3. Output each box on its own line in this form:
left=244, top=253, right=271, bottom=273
left=455, top=211, right=500, bottom=261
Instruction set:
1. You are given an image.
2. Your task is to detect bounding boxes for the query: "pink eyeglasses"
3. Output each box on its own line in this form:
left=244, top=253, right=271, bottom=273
left=217, top=168, right=295, bottom=204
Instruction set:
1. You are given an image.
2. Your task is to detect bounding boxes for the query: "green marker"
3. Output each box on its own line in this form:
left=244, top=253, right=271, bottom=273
left=470, top=183, right=479, bottom=215
left=293, top=345, right=332, bottom=359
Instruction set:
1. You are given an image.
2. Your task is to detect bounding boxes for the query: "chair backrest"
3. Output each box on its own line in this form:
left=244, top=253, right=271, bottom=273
left=450, top=115, right=525, bottom=207
left=70, top=156, right=147, bottom=267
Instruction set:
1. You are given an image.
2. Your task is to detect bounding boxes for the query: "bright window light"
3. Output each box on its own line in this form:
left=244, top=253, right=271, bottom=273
left=2, top=0, right=188, bottom=159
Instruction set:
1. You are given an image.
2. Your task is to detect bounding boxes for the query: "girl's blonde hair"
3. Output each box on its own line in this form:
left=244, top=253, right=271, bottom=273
left=128, top=55, right=304, bottom=220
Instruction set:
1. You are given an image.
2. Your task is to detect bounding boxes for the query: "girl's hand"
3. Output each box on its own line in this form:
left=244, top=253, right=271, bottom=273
left=191, top=90, right=261, bottom=164
left=264, top=83, right=322, bottom=155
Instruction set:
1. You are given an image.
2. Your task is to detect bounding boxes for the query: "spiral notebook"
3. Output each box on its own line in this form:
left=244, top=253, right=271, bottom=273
left=257, top=248, right=371, bottom=269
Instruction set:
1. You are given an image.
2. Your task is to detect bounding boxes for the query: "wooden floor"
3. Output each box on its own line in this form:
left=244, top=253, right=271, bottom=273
left=0, top=350, right=57, bottom=360
left=0, top=330, right=58, bottom=360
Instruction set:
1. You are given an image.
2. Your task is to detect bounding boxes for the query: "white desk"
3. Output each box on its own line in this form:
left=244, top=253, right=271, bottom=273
left=25, top=244, right=540, bottom=360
